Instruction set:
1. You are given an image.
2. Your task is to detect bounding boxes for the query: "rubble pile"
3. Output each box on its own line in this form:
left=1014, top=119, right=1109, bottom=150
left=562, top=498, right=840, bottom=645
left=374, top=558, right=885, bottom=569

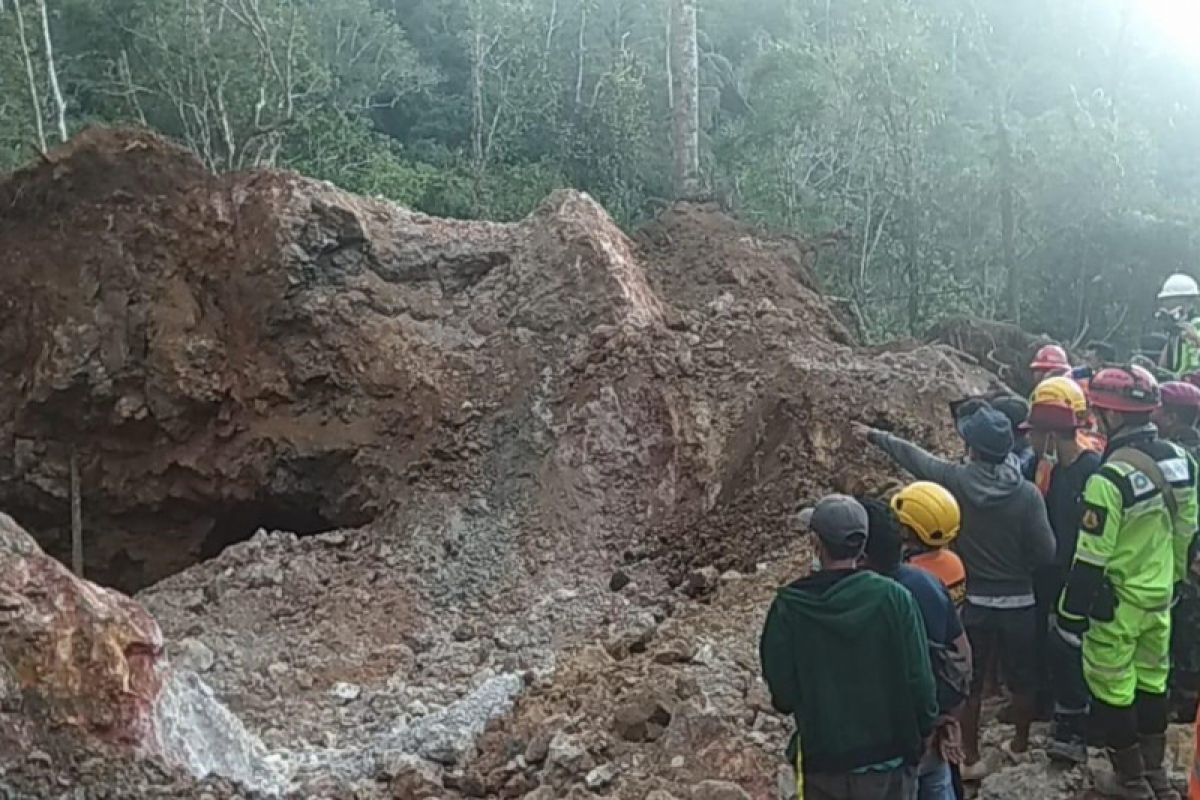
left=0, top=129, right=1050, bottom=798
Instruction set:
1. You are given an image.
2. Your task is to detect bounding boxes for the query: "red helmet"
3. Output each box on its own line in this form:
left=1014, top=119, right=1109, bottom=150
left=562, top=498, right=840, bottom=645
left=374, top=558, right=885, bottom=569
left=1088, top=366, right=1161, bottom=413
left=1161, top=381, right=1200, bottom=410
left=1030, top=344, right=1070, bottom=372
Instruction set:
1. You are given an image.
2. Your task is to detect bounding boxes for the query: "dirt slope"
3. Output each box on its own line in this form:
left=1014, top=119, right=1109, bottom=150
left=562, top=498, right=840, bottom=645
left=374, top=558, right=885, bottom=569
left=0, top=128, right=1002, bottom=798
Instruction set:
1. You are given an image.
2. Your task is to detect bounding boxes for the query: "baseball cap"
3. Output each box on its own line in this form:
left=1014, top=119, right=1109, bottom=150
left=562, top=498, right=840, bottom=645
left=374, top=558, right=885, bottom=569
left=798, top=494, right=869, bottom=549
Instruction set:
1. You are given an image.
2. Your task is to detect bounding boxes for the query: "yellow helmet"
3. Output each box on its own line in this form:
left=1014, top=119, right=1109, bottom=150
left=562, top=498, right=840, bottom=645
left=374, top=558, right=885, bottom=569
left=890, top=481, right=961, bottom=547
left=1030, top=376, right=1088, bottom=415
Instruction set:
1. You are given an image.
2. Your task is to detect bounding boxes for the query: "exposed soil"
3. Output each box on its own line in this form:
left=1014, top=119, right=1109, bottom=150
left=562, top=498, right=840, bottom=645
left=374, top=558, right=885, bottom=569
left=0, top=128, right=1109, bottom=800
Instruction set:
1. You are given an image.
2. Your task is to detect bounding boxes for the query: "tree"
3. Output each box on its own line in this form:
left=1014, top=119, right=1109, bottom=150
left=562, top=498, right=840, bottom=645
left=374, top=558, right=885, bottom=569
left=670, top=0, right=701, bottom=199
left=6, top=0, right=47, bottom=152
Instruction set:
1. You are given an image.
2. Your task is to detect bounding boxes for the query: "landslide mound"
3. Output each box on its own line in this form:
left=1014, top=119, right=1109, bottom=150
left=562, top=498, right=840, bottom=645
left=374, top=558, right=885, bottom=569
left=1, top=127, right=1005, bottom=796
left=0, top=127, right=993, bottom=594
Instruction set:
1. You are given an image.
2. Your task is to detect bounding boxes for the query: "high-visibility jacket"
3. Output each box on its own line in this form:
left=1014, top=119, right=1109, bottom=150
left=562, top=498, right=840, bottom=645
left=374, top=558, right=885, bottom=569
left=1063, top=429, right=1198, bottom=616
left=1166, top=319, right=1200, bottom=377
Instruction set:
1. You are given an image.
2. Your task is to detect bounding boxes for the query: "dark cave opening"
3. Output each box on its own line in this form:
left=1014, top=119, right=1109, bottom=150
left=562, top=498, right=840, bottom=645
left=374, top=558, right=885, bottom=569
left=200, top=497, right=343, bottom=561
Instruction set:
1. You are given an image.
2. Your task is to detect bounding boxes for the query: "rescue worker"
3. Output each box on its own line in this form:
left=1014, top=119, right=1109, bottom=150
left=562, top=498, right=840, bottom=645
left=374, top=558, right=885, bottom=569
left=760, top=494, right=938, bottom=800
left=1156, top=274, right=1200, bottom=377
left=1057, top=366, right=1199, bottom=799
left=893, top=481, right=968, bottom=609
left=991, top=393, right=1036, bottom=479
left=854, top=409, right=1056, bottom=780
left=1031, top=344, right=1072, bottom=385
left=863, top=496, right=971, bottom=800
left=1025, top=377, right=1103, bottom=764
left=1152, top=381, right=1200, bottom=723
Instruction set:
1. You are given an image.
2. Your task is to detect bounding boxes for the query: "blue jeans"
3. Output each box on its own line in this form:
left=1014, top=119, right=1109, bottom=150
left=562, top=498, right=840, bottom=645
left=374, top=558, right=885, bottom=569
left=917, top=758, right=955, bottom=800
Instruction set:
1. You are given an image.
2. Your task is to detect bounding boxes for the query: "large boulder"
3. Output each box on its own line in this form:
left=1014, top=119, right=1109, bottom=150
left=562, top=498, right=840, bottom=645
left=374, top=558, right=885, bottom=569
left=0, top=512, right=164, bottom=745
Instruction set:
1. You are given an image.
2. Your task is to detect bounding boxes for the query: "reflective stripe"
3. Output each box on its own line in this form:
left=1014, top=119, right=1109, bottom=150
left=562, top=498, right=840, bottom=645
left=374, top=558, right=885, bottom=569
left=967, top=594, right=1036, bottom=609
left=1051, top=618, right=1083, bottom=648
left=1075, top=551, right=1108, bottom=568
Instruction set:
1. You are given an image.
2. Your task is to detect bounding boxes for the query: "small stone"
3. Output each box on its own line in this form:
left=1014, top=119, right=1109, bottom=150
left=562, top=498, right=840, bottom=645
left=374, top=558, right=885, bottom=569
left=331, top=681, right=362, bottom=703
left=525, top=729, right=553, bottom=764
left=382, top=752, right=443, bottom=796
left=648, top=792, right=681, bottom=800
left=691, top=780, right=752, bottom=800
left=27, top=750, right=51, bottom=766
left=317, top=531, right=348, bottom=547
left=670, top=756, right=685, bottom=769
left=180, top=590, right=205, bottom=611
left=546, top=731, right=593, bottom=778
left=685, top=566, right=720, bottom=598
left=608, top=570, right=632, bottom=592
left=267, top=662, right=290, bottom=680
left=612, top=692, right=673, bottom=742
left=174, top=637, right=215, bottom=673
left=585, top=763, right=618, bottom=789
left=745, top=681, right=774, bottom=713
left=653, top=639, right=695, bottom=665
left=776, top=765, right=798, bottom=800
left=719, top=570, right=744, bottom=583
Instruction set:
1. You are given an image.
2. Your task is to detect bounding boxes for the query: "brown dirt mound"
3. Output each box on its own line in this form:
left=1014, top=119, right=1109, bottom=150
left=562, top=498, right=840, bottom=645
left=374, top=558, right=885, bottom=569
left=0, top=127, right=1004, bottom=797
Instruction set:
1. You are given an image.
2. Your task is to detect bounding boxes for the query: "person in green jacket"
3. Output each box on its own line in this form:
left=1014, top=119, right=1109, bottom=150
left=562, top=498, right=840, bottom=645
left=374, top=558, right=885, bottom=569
left=1058, top=367, right=1199, bottom=800
left=760, top=494, right=938, bottom=800
left=1155, top=274, right=1200, bottom=378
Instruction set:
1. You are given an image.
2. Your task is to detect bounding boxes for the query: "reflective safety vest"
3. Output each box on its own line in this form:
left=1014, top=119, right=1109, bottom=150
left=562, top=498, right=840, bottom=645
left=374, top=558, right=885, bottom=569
left=1074, top=439, right=1198, bottom=610
left=1167, top=319, right=1200, bottom=377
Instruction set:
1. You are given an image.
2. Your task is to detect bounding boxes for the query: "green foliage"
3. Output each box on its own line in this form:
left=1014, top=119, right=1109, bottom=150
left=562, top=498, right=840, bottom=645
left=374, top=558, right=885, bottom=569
left=4, top=0, right=1200, bottom=348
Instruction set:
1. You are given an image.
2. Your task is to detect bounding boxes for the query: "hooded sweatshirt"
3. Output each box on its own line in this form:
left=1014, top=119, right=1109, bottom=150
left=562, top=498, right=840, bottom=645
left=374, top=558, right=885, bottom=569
left=759, top=569, right=938, bottom=773
left=869, top=431, right=1056, bottom=605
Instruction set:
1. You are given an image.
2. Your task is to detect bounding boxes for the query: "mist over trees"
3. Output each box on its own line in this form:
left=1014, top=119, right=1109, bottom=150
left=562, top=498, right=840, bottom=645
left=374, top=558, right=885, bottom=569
left=3, top=0, right=1200, bottom=347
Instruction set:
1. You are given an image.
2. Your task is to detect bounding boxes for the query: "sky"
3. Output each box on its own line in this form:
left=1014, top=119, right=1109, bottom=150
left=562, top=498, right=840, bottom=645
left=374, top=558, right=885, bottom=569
left=1138, top=0, right=1200, bottom=63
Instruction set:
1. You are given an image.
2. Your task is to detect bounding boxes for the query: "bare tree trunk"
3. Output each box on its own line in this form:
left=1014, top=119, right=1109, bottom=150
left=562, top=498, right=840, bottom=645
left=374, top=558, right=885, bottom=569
left=574, top=1, right=586, bottom=107
left=12, top=0, right=47, bottom=152
left=470, top=31, right=484, bottom=169
left=904, top=150, right=920, bottom=334
left=997, top=107, right=1018, bottom=324
left=70, top=449, right=83, bottom=578
left=664, top=2, right=673, bottom=111
left=36, top=0, right=67, bottom=142
left=670, top=0, right=701, bottom=199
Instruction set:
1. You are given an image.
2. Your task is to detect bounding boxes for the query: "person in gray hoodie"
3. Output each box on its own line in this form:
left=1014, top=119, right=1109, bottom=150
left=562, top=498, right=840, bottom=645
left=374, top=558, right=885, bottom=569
left=854, top=407, right=1055, bottom=782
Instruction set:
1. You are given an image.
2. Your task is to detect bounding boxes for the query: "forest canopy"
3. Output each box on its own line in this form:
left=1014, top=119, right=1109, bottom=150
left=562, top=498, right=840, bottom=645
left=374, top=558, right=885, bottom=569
left=3, top=0, right=1200, bottom=348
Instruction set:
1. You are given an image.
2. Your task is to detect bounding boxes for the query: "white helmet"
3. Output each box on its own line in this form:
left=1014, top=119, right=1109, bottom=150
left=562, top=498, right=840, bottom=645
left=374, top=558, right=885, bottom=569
left=1158, top=273, right=1200, bottom=301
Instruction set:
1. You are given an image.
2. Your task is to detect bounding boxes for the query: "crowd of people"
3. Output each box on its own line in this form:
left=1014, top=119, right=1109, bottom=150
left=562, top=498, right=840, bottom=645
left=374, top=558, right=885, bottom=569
left=760, top=273, right=1200, bottom=800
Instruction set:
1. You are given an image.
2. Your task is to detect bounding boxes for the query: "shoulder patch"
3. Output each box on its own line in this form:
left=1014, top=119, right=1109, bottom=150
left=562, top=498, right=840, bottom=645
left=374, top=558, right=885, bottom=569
left=1081, top=502, right=1108, bottom=535
left=1128, top=470, right=1158, bottom=499
left=1159, top=457, right=1193, bottom=486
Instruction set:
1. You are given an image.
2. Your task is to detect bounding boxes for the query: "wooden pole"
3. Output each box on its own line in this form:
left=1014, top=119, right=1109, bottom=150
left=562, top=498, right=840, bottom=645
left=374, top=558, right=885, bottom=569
left=70, top=449, right=83, bottom=578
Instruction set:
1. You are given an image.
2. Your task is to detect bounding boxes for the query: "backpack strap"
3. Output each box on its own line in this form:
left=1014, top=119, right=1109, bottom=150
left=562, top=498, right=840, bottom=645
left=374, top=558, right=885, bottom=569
left=1109, top=446, right=1179, bottom=522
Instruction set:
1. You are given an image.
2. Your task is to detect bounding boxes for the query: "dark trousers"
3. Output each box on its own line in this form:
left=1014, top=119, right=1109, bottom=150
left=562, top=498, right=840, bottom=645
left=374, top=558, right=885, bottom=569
left=1036, top=566, right=1090, bottom=738
left=805, top=767, right=918, bottom=800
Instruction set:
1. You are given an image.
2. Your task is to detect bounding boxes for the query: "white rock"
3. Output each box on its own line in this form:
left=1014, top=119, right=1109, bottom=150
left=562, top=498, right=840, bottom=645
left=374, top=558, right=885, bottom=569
left=173, top=638, right=215, bottom=673
left=586, top=763, right=618, bottom=789
left=331, top=682, right=362, bottom=703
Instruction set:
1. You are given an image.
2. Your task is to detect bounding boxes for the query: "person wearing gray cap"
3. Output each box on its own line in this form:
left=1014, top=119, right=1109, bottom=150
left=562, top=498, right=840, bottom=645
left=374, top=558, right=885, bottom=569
left=760, top=494, right=938, bottom=800
left=855, top=409, right=1055, bottom=781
